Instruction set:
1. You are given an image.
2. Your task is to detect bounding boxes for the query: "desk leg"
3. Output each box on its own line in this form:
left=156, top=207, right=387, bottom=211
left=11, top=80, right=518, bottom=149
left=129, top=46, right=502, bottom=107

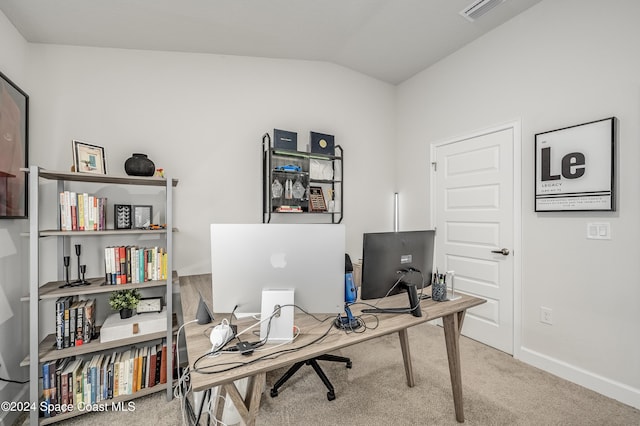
left=215, top=386, right=226, bottom=420
left=443, top=311, right=465, bottom=423
left=398, top=328, right=415, bottom=387
left=224, top=372, right=266, bottom=426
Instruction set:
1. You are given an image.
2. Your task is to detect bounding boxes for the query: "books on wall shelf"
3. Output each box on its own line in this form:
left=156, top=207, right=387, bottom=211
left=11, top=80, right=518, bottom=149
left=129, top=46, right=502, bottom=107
left=104, top=246, right=169, bottom=285
left=55, top=297, right=97, bottom=350
left=59, top=191, right=107, bottom=231
left=40, top=338, right=175, bottom=418
left=275, top=205, right=303, bottom=213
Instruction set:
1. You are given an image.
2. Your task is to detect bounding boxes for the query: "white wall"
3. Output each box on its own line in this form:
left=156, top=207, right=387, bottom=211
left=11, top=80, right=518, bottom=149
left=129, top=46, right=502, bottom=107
left=396, top=0, right=639, bottom=408
left=0, top=9, right=30, bottom=425
left=25, top=44, right=396, bottom=278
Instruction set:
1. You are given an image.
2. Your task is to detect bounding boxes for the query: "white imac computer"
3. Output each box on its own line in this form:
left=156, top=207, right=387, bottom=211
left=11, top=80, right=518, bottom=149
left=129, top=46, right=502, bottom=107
left=210, top=223, right=345, bottom=343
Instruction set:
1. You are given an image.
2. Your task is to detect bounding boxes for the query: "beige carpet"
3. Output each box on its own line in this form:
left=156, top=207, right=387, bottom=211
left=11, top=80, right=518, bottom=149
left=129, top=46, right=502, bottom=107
left=20, top=323, right=639, bottom=425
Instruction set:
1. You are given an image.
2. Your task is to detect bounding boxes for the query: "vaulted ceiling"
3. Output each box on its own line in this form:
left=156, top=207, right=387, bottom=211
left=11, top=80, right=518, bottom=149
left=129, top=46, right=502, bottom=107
left=0, top=0, right=541, bottom=84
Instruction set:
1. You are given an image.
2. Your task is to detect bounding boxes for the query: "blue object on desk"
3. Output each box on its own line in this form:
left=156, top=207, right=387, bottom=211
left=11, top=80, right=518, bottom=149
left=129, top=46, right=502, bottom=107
left=345, top=272, right=357, bottom=303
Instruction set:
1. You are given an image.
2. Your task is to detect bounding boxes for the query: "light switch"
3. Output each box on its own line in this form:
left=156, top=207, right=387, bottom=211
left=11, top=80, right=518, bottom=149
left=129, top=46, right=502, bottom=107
left=587, top=222, right=610, bottom=240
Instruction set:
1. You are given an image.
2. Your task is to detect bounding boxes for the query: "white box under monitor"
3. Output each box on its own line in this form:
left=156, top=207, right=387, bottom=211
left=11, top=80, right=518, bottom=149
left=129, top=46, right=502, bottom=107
left=210, top=223, right=345, bottom=316
left=260, top=289, right=294, bottom=344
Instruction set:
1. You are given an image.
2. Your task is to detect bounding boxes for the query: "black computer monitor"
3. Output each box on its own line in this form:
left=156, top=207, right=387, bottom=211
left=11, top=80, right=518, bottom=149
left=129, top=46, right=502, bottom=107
left=360, top=230, right=435, bottom=317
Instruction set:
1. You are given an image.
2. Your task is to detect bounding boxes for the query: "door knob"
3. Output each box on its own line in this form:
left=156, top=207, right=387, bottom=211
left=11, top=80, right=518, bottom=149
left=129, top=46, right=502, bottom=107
left=491, top=248, right=510, bottom=256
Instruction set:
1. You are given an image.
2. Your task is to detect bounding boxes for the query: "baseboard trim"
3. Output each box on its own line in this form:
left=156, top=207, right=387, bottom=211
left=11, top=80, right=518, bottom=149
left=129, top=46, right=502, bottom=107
left=0, top=383, right=28, bottom=426
left=520, top=346, right=640, bottom=409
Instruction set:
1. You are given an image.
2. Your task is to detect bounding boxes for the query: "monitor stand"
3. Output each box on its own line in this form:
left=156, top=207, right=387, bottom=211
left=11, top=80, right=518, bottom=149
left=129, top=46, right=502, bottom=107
left=260, top=289, right=294, bottom=343
left=361, top=282, right=422, bottom=317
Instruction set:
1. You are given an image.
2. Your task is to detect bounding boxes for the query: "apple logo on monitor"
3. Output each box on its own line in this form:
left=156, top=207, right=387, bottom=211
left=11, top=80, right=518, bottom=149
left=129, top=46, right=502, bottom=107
left=270, top=252, right=287, bottom=268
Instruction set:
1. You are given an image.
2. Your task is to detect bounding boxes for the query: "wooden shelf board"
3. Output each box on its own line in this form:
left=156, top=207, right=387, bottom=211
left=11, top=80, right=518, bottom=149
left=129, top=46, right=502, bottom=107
left=21, top=271, right=178, bottom=301
left=28, top=168, right=178, bottom=187
left=38, top=383, right=169, bottom=425
left=21, top=314, right=177, bottom=366
left=21, top=228, right=179, bottom=237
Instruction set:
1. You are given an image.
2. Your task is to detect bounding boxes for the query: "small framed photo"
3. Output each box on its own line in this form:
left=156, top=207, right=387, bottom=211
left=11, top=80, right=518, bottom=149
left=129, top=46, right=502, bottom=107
left=133, top=205, right=153, bottom=229
left=114, top=204, right=132, bottom=229
left=72, top=140, right=107, bottom=174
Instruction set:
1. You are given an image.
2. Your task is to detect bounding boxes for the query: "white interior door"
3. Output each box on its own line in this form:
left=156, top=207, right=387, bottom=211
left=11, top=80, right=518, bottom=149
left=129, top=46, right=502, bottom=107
left=433, top=125, right=515, bottom=354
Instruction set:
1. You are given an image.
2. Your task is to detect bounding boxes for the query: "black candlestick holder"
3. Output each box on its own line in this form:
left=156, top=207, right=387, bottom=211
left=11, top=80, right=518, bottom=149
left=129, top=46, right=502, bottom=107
left=58, top=256, right=72, bottom=288
left=69, top=244, right=91, bottom=286
left=77, top=264, right=90, bottom=286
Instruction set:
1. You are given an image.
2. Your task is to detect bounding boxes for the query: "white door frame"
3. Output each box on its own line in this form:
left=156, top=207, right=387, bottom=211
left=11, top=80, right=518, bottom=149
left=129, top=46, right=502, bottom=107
left=429, top=120, right=523, bottom=358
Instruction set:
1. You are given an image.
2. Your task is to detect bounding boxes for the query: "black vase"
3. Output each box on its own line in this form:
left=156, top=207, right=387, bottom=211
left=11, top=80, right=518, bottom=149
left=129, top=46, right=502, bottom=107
left=124, top=153, right=155, bottom=177
left=119, top=308, right=134, bottom=319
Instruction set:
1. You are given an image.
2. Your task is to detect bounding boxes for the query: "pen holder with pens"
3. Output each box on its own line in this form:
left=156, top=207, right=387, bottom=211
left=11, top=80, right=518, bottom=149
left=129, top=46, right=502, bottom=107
left=432, top=273, right=448, bottom=302
left=432, top=270, right=460, bottom=302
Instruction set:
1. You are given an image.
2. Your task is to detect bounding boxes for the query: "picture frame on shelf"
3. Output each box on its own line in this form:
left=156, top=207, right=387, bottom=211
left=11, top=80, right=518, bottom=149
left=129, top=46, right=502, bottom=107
left=0, top=70, right=29, bottom=219
left=534, top=117, right=615, bottom=212
left=72, top=139, right=107, bottom=174
left=133, top=205, right=153, bottom=229
left=114, top=204, right=132, bottom=229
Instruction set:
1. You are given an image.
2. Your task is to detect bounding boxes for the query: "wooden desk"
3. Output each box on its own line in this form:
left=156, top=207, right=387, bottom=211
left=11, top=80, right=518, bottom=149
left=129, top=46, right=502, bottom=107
left=179, top=274, right=485, bottom=425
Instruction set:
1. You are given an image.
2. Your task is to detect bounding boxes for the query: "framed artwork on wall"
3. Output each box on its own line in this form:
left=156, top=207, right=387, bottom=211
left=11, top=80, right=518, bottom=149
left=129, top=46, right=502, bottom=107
left=73, top=140, right=107, bottom=174
left=535, top=117, right=615, bottom=212
left=0, top=70, right=29, bottom=219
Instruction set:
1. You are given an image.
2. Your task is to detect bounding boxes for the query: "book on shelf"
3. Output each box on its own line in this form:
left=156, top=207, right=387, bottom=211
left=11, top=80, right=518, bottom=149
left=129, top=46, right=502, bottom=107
left=75, top=300, right=85, bottom=346
left=104, top=245, right=169, bottom=285
left=83, top=298, right=96, bottom=344
left=58, top=190, right=107, bottom=231
left=54, top=297, right=96, bottom=350
left=41, top=341, right=171, bottom=416
left=55, top=296, right=73, bottom=350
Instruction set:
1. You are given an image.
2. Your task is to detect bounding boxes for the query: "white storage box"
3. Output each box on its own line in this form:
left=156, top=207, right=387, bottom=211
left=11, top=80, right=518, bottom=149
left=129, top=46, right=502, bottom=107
left=100, top=308, right=167, bottom=343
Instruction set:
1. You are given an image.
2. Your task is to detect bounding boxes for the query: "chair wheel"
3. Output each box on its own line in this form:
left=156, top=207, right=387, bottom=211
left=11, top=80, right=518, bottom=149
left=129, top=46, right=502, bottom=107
left=327, top=391, right=335, bottom=401
left=346, top=361, right=352, bottom=369
left=270, top=389, right=279, bottom=398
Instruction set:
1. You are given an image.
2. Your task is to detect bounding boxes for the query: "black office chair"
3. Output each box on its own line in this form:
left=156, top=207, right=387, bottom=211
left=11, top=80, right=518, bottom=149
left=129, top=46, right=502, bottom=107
left=269, top=254, right=355, bottom=401
left=269, top=353, right=352, bottom=401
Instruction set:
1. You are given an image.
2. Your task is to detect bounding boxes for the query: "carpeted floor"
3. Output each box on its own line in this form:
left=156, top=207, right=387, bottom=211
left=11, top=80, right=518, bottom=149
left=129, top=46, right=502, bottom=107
left=19, top=323, right=640, bottom=425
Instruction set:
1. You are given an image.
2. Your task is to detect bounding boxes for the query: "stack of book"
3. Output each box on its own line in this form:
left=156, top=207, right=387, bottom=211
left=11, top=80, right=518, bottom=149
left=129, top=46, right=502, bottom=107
left=41, top=339, right=174, bottom=418
left=275, top=205, right=303, bottom=212
left=55, top=297, right=96, bottom=350
left=58, top=191, right=108, bottom=231
left=104, top=246, right=168, bottom=285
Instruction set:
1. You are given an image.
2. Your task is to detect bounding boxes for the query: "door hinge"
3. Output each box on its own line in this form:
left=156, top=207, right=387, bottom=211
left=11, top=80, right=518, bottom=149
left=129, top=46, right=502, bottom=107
left=431, top=162, right=437, bottom=172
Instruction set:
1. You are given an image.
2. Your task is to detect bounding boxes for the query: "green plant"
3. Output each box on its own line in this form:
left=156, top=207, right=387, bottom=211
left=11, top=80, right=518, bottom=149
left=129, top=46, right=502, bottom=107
left=108, top=289, right=141, bottom=311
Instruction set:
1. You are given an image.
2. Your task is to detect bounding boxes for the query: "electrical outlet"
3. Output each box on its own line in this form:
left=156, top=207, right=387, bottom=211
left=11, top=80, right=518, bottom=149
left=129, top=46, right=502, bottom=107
left=540, top=306, right=553, bottom=325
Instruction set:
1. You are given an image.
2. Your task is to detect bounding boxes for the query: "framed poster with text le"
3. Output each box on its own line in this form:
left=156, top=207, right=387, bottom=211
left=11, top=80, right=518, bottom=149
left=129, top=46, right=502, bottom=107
left=535, top=117, right=615, bottom=212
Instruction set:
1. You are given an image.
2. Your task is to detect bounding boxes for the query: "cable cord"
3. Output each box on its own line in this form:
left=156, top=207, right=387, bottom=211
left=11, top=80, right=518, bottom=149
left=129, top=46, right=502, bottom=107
left=365, top=270, right=427, bottom=314
left=0, top=377, right=28, bottom=384
left=173, top=319, right=198, bottom=426
left=193, top=305, right=337, bottom=374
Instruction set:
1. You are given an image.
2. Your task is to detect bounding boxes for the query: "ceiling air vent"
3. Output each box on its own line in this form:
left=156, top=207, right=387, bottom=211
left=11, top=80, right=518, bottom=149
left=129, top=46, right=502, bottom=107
left=460, top=0, right=506, bottom=22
